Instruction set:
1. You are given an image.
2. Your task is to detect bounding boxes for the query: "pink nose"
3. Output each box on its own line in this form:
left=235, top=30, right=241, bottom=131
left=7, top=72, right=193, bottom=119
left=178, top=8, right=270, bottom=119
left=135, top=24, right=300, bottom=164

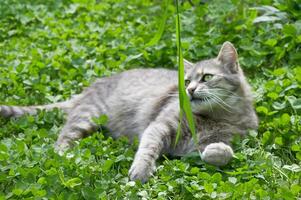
left=188, top=87, right=196, bottom=95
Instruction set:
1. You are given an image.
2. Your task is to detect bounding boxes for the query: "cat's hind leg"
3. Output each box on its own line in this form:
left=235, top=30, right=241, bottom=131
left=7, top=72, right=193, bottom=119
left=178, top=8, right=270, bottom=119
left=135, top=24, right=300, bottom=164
left=54, top=105, right=100, bottom=155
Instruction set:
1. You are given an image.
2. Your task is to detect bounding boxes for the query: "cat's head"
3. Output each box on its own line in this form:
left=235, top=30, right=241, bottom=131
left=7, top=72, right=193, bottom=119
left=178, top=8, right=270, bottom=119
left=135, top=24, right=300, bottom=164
left=184, top=42, right=251, bottom=116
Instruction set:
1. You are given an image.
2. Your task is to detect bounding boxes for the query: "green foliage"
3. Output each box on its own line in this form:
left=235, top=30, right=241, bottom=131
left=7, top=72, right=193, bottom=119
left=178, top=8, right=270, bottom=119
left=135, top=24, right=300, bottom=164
left=0, top=0, right=300, bottom=199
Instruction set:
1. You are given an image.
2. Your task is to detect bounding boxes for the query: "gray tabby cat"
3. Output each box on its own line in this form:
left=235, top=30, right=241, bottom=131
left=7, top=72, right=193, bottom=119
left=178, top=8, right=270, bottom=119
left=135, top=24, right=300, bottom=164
left=0, top=42, right=258, bottom=182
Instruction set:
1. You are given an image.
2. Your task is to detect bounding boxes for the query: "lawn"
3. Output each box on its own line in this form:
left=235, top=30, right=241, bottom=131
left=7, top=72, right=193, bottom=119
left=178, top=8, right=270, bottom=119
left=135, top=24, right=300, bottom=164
left=0, top=0, right=300, bottom=199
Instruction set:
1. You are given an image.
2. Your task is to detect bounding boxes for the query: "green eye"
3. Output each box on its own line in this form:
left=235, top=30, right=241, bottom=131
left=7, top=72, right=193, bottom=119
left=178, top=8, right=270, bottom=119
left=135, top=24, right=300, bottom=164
left=202, top=74, right=214, bottom=82
left=185, top=80, right=190, bottom=87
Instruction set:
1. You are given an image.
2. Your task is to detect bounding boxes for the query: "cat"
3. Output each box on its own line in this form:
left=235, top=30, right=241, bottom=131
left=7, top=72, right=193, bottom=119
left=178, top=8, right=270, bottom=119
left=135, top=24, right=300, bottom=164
left=0, top=42, right=258, bottom=183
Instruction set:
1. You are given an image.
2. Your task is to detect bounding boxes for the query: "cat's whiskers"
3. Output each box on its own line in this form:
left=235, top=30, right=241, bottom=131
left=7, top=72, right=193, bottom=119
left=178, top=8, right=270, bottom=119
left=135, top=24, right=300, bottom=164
left=207, top=92, right=233, bottom=109
left=207, top=95, right=233, bottom=113
left=207, top=90, right=244, bottom=101
left=205, top=96, right=213, bottom=113
left=194, top=91, right=234, bottom=113
left=165, top=94, right=178, bottom=97
left=207, top=88, right=243, bottom=99
left=202, top=88, right=245, bottom=104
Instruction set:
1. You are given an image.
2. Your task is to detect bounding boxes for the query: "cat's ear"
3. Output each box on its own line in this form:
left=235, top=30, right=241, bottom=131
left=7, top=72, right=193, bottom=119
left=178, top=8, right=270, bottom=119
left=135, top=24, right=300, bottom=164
left=184, top=59, right=194, bottom=73
left=217, top=41, right=239, bottom=73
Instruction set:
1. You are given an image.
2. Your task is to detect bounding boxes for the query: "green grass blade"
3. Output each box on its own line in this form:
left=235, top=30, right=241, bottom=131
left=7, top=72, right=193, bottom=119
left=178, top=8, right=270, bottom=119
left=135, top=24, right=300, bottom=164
left=175, top=109, right=183, bottom=146
left=145, top=0, right=170, bottom=47
left=183, top=94, right=197, bottom=141
left=175, top=0, right=197, bottom=143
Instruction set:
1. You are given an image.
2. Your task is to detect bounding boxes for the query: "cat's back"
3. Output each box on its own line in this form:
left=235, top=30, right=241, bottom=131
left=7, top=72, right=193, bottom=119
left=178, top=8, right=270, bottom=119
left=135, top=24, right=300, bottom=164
left=106, top=68, right=178, bottom=111
left=118, top=68, right=177, bottom=86
left=93, top=68, right=178, bottom=98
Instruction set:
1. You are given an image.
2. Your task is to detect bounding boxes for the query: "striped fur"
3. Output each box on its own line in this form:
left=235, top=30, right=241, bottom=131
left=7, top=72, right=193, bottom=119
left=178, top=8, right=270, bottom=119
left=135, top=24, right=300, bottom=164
left=0, top=101, right=74, bottom=117
left=1, top=42, right=258, bottom=182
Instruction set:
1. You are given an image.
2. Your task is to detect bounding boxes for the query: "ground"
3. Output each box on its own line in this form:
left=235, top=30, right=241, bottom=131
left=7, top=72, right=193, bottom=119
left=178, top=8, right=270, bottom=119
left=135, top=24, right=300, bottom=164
left=0, top=0, right=300, bottom=199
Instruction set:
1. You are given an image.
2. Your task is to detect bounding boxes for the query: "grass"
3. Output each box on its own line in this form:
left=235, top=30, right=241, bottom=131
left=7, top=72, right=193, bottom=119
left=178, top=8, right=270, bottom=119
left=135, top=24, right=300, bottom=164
left=175, top=0, right=197, bottom=143
left=0, top=0, right=301, bottom=199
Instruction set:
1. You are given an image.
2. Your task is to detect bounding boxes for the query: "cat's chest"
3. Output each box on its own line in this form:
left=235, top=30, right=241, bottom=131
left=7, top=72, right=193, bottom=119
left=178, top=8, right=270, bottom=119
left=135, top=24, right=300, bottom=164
left=195, top=117, right=234, bottom=135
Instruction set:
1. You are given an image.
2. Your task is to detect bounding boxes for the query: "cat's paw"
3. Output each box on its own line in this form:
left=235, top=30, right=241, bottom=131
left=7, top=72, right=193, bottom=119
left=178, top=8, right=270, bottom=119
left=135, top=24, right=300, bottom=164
left=201, top=142, right=233, bottom=166
left=128, top=158, right=156, bottom=183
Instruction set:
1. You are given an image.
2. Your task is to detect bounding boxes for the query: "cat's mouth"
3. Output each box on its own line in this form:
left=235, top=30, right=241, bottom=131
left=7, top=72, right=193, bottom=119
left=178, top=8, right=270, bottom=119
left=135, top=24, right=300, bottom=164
left=191, top=96, right=210, bottom=103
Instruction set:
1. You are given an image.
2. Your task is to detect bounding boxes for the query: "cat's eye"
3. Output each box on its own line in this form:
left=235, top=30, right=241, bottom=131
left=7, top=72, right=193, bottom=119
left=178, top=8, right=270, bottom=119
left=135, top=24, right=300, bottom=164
left=185, top=80, right=190, bottom=87
left=202, top=74, right=214, bottom=82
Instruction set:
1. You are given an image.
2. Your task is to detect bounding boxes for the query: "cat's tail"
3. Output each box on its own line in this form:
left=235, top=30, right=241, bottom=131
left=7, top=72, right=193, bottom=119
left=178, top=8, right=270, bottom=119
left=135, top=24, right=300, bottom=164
left=0, top=99, right=76, bottom=118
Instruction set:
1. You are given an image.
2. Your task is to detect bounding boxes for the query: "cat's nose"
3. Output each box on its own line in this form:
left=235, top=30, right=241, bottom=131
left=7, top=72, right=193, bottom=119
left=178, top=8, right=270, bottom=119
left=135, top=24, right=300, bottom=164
left=188, top=87, right=196, bottom=95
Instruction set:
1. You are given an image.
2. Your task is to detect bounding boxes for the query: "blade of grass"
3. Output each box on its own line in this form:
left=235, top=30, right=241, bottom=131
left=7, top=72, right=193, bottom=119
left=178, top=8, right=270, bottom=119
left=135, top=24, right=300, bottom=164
left=175, top=0, right=197, bottom=144
left=175, top=109, right=183, bottom=145
left=145, top=0, right=170, bottom=47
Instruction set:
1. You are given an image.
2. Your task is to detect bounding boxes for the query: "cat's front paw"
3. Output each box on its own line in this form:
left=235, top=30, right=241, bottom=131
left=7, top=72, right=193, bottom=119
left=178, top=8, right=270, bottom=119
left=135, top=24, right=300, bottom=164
left=129, top=158, right=156, bottom=183
left=201, top=142, right=233, bottom=166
